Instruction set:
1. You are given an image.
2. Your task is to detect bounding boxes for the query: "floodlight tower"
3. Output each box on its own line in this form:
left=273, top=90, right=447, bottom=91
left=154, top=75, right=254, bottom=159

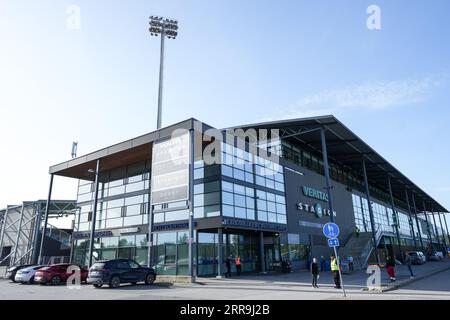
left=149, top=16, right=178, bottom=129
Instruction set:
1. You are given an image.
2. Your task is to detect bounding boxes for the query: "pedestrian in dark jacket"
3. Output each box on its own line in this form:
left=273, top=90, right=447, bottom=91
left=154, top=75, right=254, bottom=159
left=225, top=256, right=232, bottom=278
left=311, top=258, right=319, bottom=288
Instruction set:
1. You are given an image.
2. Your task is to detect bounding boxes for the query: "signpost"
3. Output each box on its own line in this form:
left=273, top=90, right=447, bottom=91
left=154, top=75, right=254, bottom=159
left=323, top=222, right=346, bottom=297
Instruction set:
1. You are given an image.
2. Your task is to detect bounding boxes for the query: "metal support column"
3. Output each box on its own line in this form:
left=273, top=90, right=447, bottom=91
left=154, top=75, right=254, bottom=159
left=147, top=149, right=154, bottom=268
left=362, top=158, right=380, bottom=265
left=217, top=228, right=223, bottom=278
left=422, top=201, right=433, bottom=254
left=430, top=209, right=442, bottom=250
left=156, top=25, right=165, bottom=129
left=444, top=214, right=450, bottom=248
left=188, top=129, right=195, bottom=280
left=38, top=174, right=54, bottom=265
left=387, top=176, right=403, bottom=262
left=437, top=212, right=447, bottom=251
left=11, top=204, right=26, bottom=265
left=411, top=192, right=425, bottom=252
left=259, top=231, right=266, bottom=273
left=405, top=189, right=418, bottom=251
left=88, top=159, right=101, bottom=267
left=31, top=204, right=41, bottom=264
left=0, top=206, right=10, bottom=260
left=319, top=128, right=336, bottom=223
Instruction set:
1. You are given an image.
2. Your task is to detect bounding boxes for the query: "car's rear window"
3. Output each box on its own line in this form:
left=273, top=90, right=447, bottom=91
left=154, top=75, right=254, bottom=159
left=91, top=263, right=106, bottom=270
left=409, top=252, right=417, bottom=256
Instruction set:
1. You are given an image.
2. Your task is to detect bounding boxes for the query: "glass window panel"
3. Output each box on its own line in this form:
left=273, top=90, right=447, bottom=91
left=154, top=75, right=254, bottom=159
left=107, top=207, right=122, bottom=219
left=233, top=168, right=245, bottom=181
left=127, top=174, right=143, bottom=184
left=234, top=184, right=245, bottom=195
left=204, top=192, right=220, bottom=206
left=246, top=209, right=255, bottom=220
left=204, top=181, right=220, bottom=193
left=194, top=207, right=204, bottom=219
left=77, top=193, right=92, bottom=203
left=194, top=168, right=204, bottom=180
left=194, top=194, right=204, bottom=207
left=221, top=165, right=233, bottom=177
left=126, top=204, right=141, bottom=216
left=244, top=163, right=253, bottom=173
left=153, top=212, right=164, bottom=223
left=222, top=192, right=234, bottom=205
left=222, top=205, right=234, bottom=217
left=276, top=195, right=286, bottom=204
left=107, top=198, right=124, bottom=209
left=277, top=214, right=287, bottom=224
left=265, top=179, right=275, bottom=189
left=246, top=197, right=255, bottom=209
left=125, top=195, right=143, bottom=206
left=109, top=185, right=125, bottom=197
left=78, top=183, right=92, bottom=194
left=267, top=201, right=276, bottom=213
left=167, top=200, right=187, bottom=209
left=234, top=194, right=246, bottom=207
left=109, top=179, right=124, bottom=188
left=205, top=205, right=220, bottom=217
left=105, top=218, right=123, bottom=228
left=258, top=210, right=268, bottom=222
left=268, top=212, right=277, bottom=223
left=257, top=199, right=266, bottom=211
left=275, top=182, right=285, bottom=192
left=266, top=192, right=276, bottom=202
left=119, top=235, right=136, bottom=247
left=222, top=181, right=233, bottom=193
left=126, top=181, right=145, bottom=193
left=165, top=209, right=189, bottom=221
left=245, top=187, right=254, bottom=197
left=123, top=215, right=143, bottom=226
left=276, top=204, right=286, bottom=215
left=235, top=207, right=246, bottom=219
left=256, top=190, right=266, bottom=200
left=255, top=176, right=265, bottom=187
left=245, top=172, right=254, bottom=183
left=194, top=184, right=204, bottom=195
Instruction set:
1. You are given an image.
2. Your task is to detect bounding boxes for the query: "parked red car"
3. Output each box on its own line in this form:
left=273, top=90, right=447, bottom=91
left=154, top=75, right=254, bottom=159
left=34, top=263, right=88, bottom=285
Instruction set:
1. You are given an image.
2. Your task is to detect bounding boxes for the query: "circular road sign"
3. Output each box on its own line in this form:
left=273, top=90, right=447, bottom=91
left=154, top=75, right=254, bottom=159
left=323, top=222, right=340, bottom=239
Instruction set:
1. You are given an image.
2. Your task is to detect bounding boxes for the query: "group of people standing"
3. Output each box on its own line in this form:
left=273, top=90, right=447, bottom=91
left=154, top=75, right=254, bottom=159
left=310, top=255, right=342, bottom=289
left=224, top=255, right=241, bottom=277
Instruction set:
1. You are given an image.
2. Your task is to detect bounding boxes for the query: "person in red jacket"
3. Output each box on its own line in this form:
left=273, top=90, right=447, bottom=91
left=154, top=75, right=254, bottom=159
left=235, top=255, right=242, bottom=276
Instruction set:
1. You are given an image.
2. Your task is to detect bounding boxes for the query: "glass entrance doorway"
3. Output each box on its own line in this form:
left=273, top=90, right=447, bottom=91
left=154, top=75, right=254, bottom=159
left=196, top=229, right=281, bottom=276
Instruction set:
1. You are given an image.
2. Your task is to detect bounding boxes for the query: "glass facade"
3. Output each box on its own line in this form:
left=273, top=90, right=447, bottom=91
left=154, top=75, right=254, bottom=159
left=72, top=234, right=148, bottom=266
left=75, top=161, right=151, bottom=233
left=352, top=193, right=436, bottom=240
left=194, top=142, right=286, bottom=224
left=153, top=231, right=189, bottom=275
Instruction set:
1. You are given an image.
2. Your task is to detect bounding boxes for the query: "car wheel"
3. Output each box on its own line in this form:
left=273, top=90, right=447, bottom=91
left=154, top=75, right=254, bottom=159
left=29, top=276, right=35, bottom=284
left=109, top=276, right=120, bottom=289
left=145, top=273, right=155, bottom=285
left=93, top=284, right=103, bottom=288
left=50, top=276, right=62, bottom=286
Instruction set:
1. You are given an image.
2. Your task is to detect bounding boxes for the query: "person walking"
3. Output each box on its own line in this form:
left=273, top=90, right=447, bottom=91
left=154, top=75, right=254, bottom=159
left=348, top=255, right=354, bottom=272
left=404, top=253, right=414, bottom=279
left=311, top=257, right=319, bottom=288
left=225, top=256, right=232, bottom=278
left=354, top=226, right=361, bottom=238
left=330, top=255, right=341, bottom=289
left=385, top=255, right=396, bottom=282
left=235, top=255, right=242, bottom=276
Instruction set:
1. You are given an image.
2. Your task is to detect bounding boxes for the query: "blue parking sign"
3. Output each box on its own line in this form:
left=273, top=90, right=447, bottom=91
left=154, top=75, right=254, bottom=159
left=323, top=222, right=340, bottom=239
left=328, top=238, right=339, bottom=247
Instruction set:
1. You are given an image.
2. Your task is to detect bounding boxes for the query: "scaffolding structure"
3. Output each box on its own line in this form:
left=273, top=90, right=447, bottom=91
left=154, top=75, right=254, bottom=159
left=0, top=200, right=76, bottom=267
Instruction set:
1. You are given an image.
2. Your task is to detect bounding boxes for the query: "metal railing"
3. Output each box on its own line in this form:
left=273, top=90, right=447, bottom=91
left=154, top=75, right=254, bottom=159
left=360, top=224, right=383, bottom=268
left=44, top=224, right=71, bottom=248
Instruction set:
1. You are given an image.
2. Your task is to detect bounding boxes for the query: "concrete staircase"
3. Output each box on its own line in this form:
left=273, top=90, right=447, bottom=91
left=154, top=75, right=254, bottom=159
left=340, top=226, right=383, bottom=270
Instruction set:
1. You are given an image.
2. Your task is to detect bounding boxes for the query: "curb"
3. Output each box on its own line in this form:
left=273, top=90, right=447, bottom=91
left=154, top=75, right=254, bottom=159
left=364, top=264, right=450, bottom=293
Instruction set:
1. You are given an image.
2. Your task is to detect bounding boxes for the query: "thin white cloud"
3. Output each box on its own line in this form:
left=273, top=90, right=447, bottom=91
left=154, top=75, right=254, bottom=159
left=260, top=75, right=446, bottom=121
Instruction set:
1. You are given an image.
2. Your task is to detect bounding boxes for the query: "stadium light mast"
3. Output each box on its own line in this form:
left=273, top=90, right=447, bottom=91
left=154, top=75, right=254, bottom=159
left=149, top=16, right=178, bottom=129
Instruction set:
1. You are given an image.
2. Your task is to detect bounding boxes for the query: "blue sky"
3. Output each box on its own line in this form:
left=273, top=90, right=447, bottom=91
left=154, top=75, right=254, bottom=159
left=1, top=1, right=449, bottom=225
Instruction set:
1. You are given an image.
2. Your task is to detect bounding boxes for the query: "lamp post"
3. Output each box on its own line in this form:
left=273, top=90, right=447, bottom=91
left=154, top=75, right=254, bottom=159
left=149, top=16, right=178, bottom=129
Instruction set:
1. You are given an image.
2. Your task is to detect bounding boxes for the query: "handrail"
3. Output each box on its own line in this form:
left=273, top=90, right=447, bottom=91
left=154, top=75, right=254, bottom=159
left=361, top=224, right=382, bottom=268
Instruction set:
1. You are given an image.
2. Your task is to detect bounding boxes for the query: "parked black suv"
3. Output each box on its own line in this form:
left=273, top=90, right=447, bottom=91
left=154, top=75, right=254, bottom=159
left=87, top=259, right=156, bottom=288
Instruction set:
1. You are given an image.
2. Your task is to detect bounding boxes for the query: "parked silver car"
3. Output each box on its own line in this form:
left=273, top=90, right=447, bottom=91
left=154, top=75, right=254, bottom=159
left=406, top=251, right=426, bottom=264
